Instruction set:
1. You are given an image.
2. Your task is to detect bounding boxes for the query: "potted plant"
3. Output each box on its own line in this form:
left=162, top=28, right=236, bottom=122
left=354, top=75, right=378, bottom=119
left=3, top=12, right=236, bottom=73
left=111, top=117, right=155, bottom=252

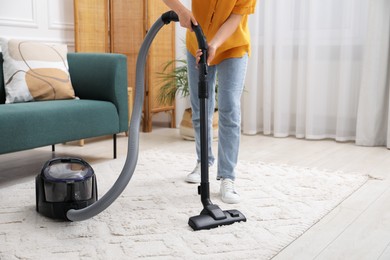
left=157, top=59, right=218, bottom=140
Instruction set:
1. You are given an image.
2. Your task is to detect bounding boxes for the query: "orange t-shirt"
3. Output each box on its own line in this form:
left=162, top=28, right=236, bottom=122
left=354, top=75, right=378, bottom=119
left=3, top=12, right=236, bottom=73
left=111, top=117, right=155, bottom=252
left=186, top=0, right=257, bottom=65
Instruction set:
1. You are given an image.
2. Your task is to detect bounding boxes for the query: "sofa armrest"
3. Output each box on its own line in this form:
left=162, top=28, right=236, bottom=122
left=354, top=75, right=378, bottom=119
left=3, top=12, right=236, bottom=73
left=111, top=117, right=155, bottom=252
left=67, top=53, right=128, bottom=132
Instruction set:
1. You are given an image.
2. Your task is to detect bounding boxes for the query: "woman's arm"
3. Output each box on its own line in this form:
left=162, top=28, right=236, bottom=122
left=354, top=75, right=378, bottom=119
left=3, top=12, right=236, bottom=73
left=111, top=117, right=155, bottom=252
left=162, top=0, right=197, bottom=30
left=201, top=13, right=243, bottom=65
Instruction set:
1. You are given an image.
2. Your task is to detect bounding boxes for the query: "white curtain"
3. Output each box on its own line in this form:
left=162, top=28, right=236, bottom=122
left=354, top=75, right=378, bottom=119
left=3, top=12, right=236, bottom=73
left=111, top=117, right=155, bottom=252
left=242, top=0, right=390, bottom=147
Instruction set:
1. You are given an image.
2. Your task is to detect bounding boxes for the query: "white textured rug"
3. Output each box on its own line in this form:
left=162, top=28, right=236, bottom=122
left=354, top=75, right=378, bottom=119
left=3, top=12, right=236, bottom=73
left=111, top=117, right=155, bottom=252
left=0, top=150, right=368, bottom=260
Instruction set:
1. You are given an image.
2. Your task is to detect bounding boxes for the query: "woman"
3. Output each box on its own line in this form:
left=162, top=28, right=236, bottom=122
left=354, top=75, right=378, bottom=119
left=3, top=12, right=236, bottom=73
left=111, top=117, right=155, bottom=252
left=163, top=0, right=257, bottom=204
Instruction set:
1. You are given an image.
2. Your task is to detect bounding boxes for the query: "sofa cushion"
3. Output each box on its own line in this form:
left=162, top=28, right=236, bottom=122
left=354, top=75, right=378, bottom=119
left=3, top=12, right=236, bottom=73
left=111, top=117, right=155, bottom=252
left=0, top=39, right=75, bottom=104
left=0, top=99, right=119, bottom=154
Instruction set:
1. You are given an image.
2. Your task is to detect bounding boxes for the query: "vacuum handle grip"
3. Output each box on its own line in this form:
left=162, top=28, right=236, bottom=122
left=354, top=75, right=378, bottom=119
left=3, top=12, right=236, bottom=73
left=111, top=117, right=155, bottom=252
left=191, top=23, right=208, bottom=65
left=161, top=11, right=179, bottom=24
left=191, top=23, right=207, bottom=50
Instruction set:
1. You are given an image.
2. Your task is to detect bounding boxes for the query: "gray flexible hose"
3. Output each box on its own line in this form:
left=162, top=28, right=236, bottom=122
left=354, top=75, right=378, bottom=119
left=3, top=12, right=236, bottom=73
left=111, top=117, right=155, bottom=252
left=66, top=17, right=166, bottom=221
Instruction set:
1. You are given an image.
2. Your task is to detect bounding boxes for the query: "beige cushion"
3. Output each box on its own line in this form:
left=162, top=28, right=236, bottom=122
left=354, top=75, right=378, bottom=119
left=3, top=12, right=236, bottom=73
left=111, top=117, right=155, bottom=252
left=1, top=38, right=75, bottom=103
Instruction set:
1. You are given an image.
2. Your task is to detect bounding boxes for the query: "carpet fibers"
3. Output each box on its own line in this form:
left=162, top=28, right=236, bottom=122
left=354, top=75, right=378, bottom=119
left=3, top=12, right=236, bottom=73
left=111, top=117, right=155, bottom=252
left=0, top=149, right=368, bottom=259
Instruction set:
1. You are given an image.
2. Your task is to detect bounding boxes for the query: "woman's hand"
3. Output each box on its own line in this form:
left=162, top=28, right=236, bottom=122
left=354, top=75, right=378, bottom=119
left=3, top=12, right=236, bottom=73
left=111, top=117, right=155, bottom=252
left=162, top=0, right=197, bottom=31
left=177, top=7, right=197, bottom=31
left=195, top=13, right=242, bottom=66
left=195, top=43, right=217, bottom=66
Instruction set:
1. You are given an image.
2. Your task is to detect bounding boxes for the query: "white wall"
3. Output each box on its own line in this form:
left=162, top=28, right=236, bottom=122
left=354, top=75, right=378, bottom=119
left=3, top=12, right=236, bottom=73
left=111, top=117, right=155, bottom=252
left=0, top=0, right=74, bottom=51
left=173, top=0, right=191, bottom=127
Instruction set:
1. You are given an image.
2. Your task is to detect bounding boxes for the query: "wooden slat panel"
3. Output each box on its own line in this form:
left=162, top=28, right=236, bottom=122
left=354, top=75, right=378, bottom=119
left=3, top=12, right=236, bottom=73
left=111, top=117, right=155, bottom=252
left=74, top=0, right=109, bottom=52
left=146, top=0, right=175, bottom=113
left=73, top=0, right=175, bottom=132
left=110, top=0, right=144, bottom=91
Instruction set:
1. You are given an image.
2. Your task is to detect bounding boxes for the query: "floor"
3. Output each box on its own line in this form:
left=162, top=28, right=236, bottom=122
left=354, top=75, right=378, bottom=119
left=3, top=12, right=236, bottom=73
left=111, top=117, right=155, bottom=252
left=1, top=127, right=390, bottom=259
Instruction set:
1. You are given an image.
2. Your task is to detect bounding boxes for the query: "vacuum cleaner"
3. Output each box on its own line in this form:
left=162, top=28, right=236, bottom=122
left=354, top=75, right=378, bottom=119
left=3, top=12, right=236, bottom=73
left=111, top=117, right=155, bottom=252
left=36, top=11, right=246, bottom=231
left=36, top=157, right=97, bottom=220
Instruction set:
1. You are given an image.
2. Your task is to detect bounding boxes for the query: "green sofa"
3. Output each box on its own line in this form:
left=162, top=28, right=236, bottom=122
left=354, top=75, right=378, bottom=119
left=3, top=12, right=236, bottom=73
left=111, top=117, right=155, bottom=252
left=0, top=52, right=128, bottom=158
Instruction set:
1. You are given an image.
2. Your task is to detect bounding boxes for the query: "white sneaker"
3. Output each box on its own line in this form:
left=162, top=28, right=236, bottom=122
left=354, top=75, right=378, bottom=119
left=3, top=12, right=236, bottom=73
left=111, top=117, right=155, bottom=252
left=220, top=178, right=241, bottom=204
left=185, top=162, right=201, bottom=183
left=185, top=162, right=213, bottom=183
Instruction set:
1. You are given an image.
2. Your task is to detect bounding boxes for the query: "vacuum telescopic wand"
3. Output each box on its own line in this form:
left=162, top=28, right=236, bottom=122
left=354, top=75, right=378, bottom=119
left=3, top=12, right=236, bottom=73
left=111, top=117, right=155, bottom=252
left=188, top=23, right=246, bottom=231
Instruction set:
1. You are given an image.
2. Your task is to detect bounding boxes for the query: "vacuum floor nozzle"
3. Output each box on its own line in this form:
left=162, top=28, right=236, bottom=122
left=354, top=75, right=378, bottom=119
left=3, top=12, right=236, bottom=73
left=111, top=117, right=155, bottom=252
left=188, top=209, right=246, bottom=231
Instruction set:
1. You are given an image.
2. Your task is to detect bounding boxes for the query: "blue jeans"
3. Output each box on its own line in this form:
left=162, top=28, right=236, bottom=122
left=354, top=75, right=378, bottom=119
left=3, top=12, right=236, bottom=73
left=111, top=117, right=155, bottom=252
left=187, top=51, right=248, bottom=181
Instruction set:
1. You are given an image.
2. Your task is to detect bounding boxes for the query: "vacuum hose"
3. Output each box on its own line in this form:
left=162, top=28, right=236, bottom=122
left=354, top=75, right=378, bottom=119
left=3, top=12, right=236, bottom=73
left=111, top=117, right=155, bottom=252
left=66, top=11, right=179, bottom=221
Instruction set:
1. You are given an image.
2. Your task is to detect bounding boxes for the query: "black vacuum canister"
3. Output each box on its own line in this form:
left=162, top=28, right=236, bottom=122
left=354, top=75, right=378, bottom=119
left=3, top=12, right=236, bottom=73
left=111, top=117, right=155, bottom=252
left=36, top=157, right=97, bottom=220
